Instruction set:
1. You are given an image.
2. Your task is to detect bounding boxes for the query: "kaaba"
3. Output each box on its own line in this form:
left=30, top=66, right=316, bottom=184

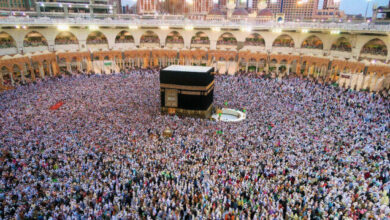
left=160, top=65, right=215, bottom=118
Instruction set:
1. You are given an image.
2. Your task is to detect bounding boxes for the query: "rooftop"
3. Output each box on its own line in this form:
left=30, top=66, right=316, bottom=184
left=0, top=14, right=389, bottom=33
left=163, top=65, right=213, bottom=73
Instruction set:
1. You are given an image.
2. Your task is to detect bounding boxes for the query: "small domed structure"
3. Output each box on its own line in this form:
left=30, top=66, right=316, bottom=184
left=232, top=8, right=248, bottom=16
left=206, top=7, right=225, bottom=20
left=258, top=9, right=273, bottom=17
left=209, top=7, right=224, bottom=16
left=163, top=127, right=173, bottom=137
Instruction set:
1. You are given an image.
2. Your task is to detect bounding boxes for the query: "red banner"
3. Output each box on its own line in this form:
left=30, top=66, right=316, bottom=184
left=49, top=101, right=64, bottom=110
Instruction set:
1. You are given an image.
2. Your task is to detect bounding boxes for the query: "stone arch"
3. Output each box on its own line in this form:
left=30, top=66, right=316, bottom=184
left=31, top=61, right=40, bottom=77
left=140, top=31, right=160, bottom=44
left=272, top=34, right=294, bottom=48
left=70, top=57, right=78, bottom=72
left=302, top=61, right=307, bottom=73
left=86, top=31, right=108, bottom=45
left=12, top=64, right=22, bottom=84
left=55, top=31, right=79, bottom=45
left=191, top=31, right=210, bottom=48
left=301, top=35, right=323, bottom=49
left=290, top=59, right=298, bottom=74
left=360, top=38, right=388, bottom=56
left=331, top=37, right=352, bottom=52
left=165, top=31, right=184, bottom=48
left=23, top=31, right=48, bottom=47
left=42, top=60, right=50, bottom=76
left=0, top=31, right=16, bottom=48
left=279, top=59, right=288, bottom=73
left=58, top=58, right=67, bottom=73
left=217, top=32, right=237, bottom=46
left=245, top=33, right=265, bottom=47
left=23, top=63, right=32, bottom=80
left=115, top=30, right=134, bottom=44
left=1, top=66, right=11, bottom=85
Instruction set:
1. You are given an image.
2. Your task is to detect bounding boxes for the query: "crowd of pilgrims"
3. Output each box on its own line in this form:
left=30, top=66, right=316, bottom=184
left=0, top=68, right=389, bottom=219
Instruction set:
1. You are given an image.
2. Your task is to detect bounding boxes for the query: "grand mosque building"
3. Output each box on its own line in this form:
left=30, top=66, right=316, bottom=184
left=1, top=1, right=390, bottom=219
left=0, top=0, right=389, bottom=93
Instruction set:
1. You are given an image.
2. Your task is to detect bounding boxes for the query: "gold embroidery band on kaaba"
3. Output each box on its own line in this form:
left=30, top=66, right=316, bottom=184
left=161, top=105, right=213, bottom=118
left=180, top=85, right=214, bottom=95
left=160, top=80, right=214, bottom=91
left=161, top=85, right=214, bottom=96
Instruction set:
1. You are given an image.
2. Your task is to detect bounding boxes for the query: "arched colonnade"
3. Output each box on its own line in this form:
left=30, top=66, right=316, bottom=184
left=1, top=49, right=390, bottom=92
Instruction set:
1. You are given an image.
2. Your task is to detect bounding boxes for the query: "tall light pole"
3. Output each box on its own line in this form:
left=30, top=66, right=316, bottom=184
left=365, top=0, right=372, bottom=21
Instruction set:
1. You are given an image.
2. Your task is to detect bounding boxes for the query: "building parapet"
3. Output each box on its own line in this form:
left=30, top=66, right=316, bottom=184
left=0, top=15, right=389, bottom=33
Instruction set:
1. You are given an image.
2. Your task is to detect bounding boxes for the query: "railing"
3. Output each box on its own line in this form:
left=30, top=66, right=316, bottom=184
left=1, top=12, right=390, bottom=32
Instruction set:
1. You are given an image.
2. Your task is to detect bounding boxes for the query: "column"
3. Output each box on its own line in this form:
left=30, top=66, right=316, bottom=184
left=21, top=65, right=27, bottom=83
left=64, top=5, right=69, bottom=18
left=256, top=62, right=259, bottom=73
left=48, top=63, right=53, bottom=77
left=304, top=64, right=309, bottom=76
left=30, top=67, right=36, bottom=81
left=10, top=70, right=14, bottom=86
left=245, top=62, right=248, bottom=72
left=66, top=62, right=71, bottom=73
left=36, top=3, right=41, bottom=16
left=87, top=59, right=92, bottom=73
left=0, top=71, right=3, bottom=85
left=225, top=60, right=228, bottom=74
left=287, top=64, right=290, bottom=75
left=39, top=64, right=45, bottom=78
left=90, top=4, right=94, bottom=18
left=19, top=70, right=25, bottom=84
left=296, top=63, right=301, bottom=76
left=210, top=40, right=217, bottom=50
left=332, top=66, right=338, bottom=82
left=78, top=59, right=83, bottom=73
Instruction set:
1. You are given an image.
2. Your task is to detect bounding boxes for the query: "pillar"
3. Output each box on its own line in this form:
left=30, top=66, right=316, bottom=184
left=245, top=61, right=248, bottom=72
left=21, top=70, right=26, bottom=83
left=66, top=62, right=71, bottom=73
left=30, top=67, right=36, bottom=81
left=64, top=5, right=69, bottom=18
left=78, top=59, right=83, bottom=72
left=296, top=63, right=301, bottom=76
left=87, top=58, right=92, bottom=73
left=226, top=60, right=228, bottom=74
left=287, top=64, right=290, bottom=75
left=304, top=64, right=309, bottom=76
left=36, top=3, right=41, bottom=16
left=10, top=70, right=14, bottom=85
left=39, top=64, right=45, bottom=78
left=90, top=5, right=94, bottom=18
left=48, top=63, right=53, bottom=77
left=22, top=64, right=28, bottom=83
left=0, top=72, right=3, bottom=85
left=210, top=40, right=217, bottom=50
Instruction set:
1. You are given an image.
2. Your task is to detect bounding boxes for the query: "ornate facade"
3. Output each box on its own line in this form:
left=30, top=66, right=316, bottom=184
left=0, top=26, right=390, bottom=93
